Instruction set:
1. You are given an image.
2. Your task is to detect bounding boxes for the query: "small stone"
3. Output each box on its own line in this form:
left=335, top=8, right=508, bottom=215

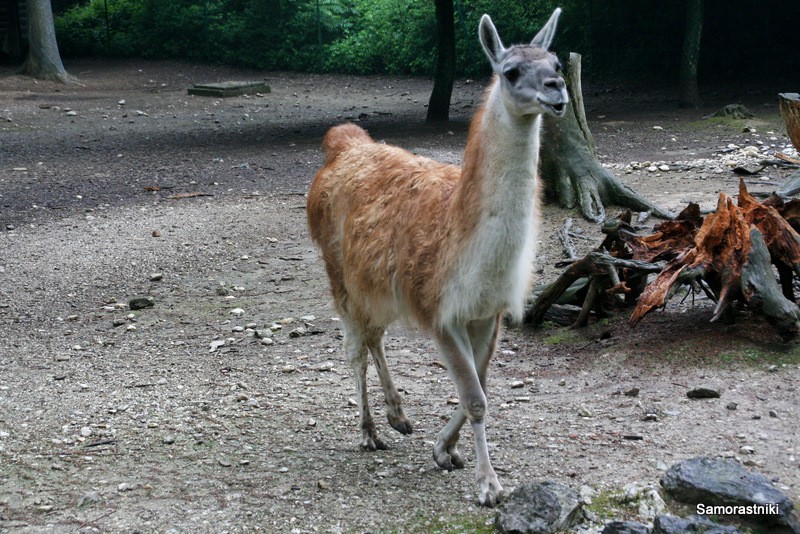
left=209, top=339, right=225, bottom=351
left=232, top=326, right=245, bottom=333
left=230, top=308, right=245, bottom=317
left=558, top=379, right=566, bottom=386
left=447, top=398, right=460, bottom=405
left=54, top=354, right=71, bottom=362
left=624, top=387, right=640, bottom=397
left=281, top=365, right=296, bottom=373
left=307, top=418, right=317, bottom=427
left=317, top=479, right=330, bottom=490
left=767, top=364, right=779, bottom=373
left=117, top=482, right=132, bottom=492
left=65, top=110, right=78, bottom=116
left=149, top=273, right=163, bottom=282
left=80, top=426, right=92, bottom=437
left=289, top=327, right=307, bottom=338
left=726, top=402, right=738, bottom=410
left=315, top=361, right=334, bottom=372
left=769, top=410, right=778, bottom=418
left=128, top=297, right=154, bottom=310
left=78, top=491, right=100, bottom=507
left=739, top=445, right=755, bottom=455
left=510, top=380, right=525, bottom=389
left=245, top=322, right=258, bottom=329
left=578, top=405, right=593, bottom=418
left=278, top=317, right=295, bottom=325
left=162, top=435, right=176, bottom=445
left=126, top=324, right=137, bottom=331
left=658, top=164, right=670, bottom=171
left=260, top=337, right=274, bottom=346
left=686, top=387, right=720, bottom=399
left=642, top=412, right=659, bottom=422
left=300, top=315, right=316, bottom=322
left=219, top=458, right=232, bottom=467
left=648, top=165, right=658, bottom=172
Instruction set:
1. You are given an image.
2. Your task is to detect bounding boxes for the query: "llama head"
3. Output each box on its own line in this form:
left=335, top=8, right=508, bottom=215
left=479, top=8, right=568, bottom=119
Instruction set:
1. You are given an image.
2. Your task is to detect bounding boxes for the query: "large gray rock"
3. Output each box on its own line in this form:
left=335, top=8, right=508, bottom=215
left=653, top=514, right=742, bottom=533
left=602, top=520, right=651, bottom=534
left=660, top=456, right=798, bottom=530
left=495, top=481, right=581, bottom=534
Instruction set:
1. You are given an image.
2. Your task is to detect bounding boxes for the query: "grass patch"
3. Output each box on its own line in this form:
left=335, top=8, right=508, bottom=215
left=585, top=488, right=625, bottom=520
left=716, top=345, right=800, bottom=367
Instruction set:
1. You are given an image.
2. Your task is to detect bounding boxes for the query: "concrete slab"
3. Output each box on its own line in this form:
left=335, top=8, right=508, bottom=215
left=188, top=81, right=271, bottom=97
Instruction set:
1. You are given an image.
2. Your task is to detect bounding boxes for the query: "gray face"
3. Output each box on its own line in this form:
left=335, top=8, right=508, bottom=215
left=479, top=9, right=569, bottom=119
left=497, top=46, right=567, bottom=118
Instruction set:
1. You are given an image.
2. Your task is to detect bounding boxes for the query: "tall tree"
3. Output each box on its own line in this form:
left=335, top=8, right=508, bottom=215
left=18, top=0, right=73, bottom=83
left=426, top=0, right=455, bottom=122
left=679, top=0, right=703, bottom=107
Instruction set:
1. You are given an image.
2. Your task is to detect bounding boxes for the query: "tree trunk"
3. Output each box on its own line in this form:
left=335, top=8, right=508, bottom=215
left=679, top=0, right=704, bottom=108
left=426, top=0, right=455, bottom=122
left=540, top=53, right=674, bottom=223
left=18, top=0, right=73, bottom=84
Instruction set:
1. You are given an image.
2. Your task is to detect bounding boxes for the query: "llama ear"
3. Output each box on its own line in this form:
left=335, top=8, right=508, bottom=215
left=530, top=7, right=562, bottom=50
left=479, top=14, right=506, bottom=66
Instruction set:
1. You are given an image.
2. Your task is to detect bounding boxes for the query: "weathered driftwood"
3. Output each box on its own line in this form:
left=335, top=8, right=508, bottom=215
left=528, top=181, right=800, bottom=339
left=627, top=181, right=800, bottom=339
left=539, top=53, right=673, bottom=223
left=525, top=250, right=662, bottom=328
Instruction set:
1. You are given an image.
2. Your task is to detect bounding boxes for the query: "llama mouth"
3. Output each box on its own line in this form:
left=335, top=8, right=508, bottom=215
left=545, top=102, right=566, bottom=116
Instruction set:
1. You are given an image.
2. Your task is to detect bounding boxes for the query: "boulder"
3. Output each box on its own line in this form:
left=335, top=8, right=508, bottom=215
left=495, top=481, right=581, bottom=534
left=602, top=520, right=651, bottom=534
left=653, top=514, right=742, bottom=534
left=661, top=457, right=797, bottom=530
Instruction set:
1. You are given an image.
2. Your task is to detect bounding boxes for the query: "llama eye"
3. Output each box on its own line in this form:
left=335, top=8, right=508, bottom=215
left=503, top=67, right=520, bottom=84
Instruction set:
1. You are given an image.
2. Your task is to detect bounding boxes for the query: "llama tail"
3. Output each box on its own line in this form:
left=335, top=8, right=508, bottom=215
left=322, top=123, right=374, bottom=164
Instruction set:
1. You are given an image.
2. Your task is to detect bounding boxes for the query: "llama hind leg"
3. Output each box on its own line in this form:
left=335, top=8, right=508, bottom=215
left=366, top=331, right=413, bottom=435
left=343, top=321, right=386, bottom=451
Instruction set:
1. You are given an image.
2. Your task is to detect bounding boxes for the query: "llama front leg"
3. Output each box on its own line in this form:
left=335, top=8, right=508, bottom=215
left=366, top=333, right=413, bottom=435
left=344, top=323, right=386, bottom=451
left=435, top=324, right=504, bottom=507
left=434, top=315, right=501, bottom=472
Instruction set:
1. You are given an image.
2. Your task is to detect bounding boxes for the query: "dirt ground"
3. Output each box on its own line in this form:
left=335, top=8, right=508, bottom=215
left=1, top=59, right=799, bottom=533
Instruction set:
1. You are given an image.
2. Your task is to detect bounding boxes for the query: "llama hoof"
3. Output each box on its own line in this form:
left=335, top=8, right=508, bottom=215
left=360, top=436, right=388, bottom=451
left=433, top=446, right=465, bottom=471
left=389, top=417, right=413, bottom=435
left=477, top=477, right=505, bottom=508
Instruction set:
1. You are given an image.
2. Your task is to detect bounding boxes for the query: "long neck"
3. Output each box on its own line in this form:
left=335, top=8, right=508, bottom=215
left=451, top=80, right=542, bottom=239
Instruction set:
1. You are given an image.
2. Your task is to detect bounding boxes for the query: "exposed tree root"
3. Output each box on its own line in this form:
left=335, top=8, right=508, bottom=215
left=528, top=181, right=800, bottom=340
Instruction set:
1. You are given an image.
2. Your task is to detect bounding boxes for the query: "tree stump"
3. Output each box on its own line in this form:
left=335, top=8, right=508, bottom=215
left=539, top=53, right=673, bottom=223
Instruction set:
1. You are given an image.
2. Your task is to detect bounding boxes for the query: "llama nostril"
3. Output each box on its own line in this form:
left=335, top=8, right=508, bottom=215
left=544, top=78, right=564, bottom=90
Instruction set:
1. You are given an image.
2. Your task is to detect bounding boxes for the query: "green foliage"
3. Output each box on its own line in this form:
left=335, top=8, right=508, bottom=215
left=54, top=0, right=568, bottom=75
left=325, top=0, right=435, bottom=75
left=53, top=0, right=800, bottom=80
